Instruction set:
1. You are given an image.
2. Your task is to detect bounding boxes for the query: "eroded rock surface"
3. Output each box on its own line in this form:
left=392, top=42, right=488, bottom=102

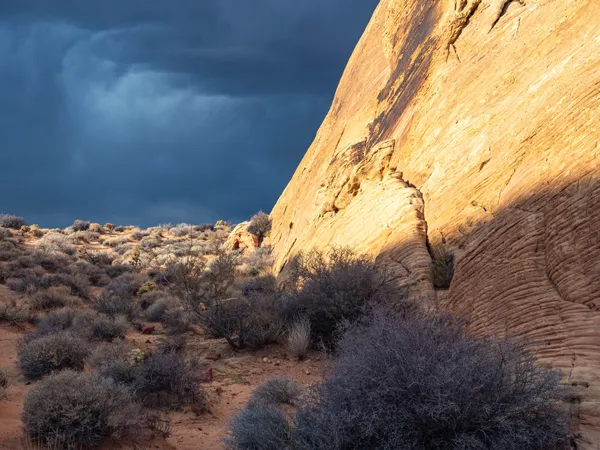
left=270, top=0, right=600, bottom=445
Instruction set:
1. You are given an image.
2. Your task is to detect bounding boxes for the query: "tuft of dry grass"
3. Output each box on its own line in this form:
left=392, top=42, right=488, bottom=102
left=285, top=317, right=311, bottom=360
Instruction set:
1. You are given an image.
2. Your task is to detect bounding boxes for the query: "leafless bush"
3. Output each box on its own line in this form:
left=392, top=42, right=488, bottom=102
left=292, top=307, right=568, bottom=450
left=279, top=247, right=399, bottom=349
left=0, top=214, right=26, bottom=229
left=285, top=317, right=311, bottom=360
left=18, top=332, right=89, bottom=380
left=22, top=371, right=140, bottom=448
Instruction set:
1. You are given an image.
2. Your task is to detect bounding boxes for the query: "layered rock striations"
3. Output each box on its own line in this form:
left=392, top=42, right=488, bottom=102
left=270, top=0, right=600, bottom=446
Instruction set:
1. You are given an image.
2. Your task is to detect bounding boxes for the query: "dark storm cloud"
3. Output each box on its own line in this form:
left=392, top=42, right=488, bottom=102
left=0, top=1, right=379, bottom=227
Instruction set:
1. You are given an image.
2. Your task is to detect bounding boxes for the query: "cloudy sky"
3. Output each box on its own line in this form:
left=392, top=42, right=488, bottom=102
left=0, top=1, right=379, bottom=228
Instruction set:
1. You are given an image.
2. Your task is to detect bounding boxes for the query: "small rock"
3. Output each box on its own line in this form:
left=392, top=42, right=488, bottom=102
left=304, top=369, right=311, bottom=375
left=250, top=368, right=264, bottom=375
left=142, top=325, right=155, bottom=335
left=198, top=367, right=213, bottom=383
left=274, top=360, right=280, bottom=366
left=206, top=352, right=221, bottom=361
left=262, top=357, right=270, bottom=363
left=145, top=339, right=152, bottom=344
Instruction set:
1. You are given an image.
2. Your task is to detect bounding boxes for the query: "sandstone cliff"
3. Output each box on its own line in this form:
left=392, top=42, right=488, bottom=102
left=270, top=0, right=600, bottom=446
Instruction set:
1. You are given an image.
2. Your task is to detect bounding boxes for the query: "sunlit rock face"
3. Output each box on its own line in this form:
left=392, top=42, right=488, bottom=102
left=270, top=0, right=600, bottom=446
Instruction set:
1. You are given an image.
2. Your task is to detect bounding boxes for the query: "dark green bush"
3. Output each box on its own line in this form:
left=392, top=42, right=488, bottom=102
left=429, top=243, right=454, bottom=289
left=22, top=371, right=140, bottom=448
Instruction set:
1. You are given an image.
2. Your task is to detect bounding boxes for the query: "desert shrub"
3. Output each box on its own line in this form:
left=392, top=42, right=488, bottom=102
left=26, top=286, right=81, bottom=311
left=93, top=273, right=144, bottom=319
left=199, top=295, right=282, bottom=350
left=89, top=223, right=104, bottom=233
left=30, top=227, right=44, bottom=238
left=0, top=368, right=7, bottom=399
left=162, top=308, right=192, bottom=335
left=87, top=341, right=138, bottom=385
left=241, top=246, right=274, bottom=276
left=22, top=370, right=140, bottom=448
left=114, top=225, right=128, bottom=232
left=36, top=232, right=76, bottom=255
left=195, top=223, right=214, bottom=232
left=292, top=307, right=568, bottom=450
left=0, top=248, right=21, bottom=262
left=29, top=308, right=79, bottom=340
left=171, top=223, right=193, bottom=237
left=104, top=222, right=115, bottom=231
left=0, top=368, right=7, bottom=388
left=247, top=211, right=271, bottom=246
left=137, top=280, right=157, bottom=296
left=73, top=311, right=128, bottom=341
left=215, top=220, right=230, bottom=228
left=285, top=317, right=311, bottom=360
left=241, top=274, right=277, bottom=297
left=46, top=273, right=91, bottom=299
left=103, top=236, right=130, bottom=247
left=131, top=230, right=149, bottom=241
left=247, top=377, right=302, bottom=410
left=138, top=290, right=170, bottom=310
left=225, top=407, right=293, bottom=450
left=105, top=263, right=132, bottom=278
left=429, top=243, right=454, bottom=289
left=0, top=228, right=12, bottom=240
left=71, top=261, right=111, bottom=286
left=133, top=351, right=205, bottom=410
left=0, top=299, right=33, bottom=325
left=93, top=294, right=137, bottom=320
left=0, top=214, right=26, bottom=229
left=157, top=335, right=187, bottom=354
left=279, top=247, right=396, bottom=350
left=203, top=251, right=238, bottom=299
left=72, top=219, right=90, bottom=232
left=31, top=251, right=73, bottom=272
left=18, top=332, right=89, bottom=380
left=146, top=297, right=175, bottom=322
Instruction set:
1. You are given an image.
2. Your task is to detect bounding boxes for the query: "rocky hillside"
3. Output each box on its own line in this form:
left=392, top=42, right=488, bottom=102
left=270, top=0, right=600, bottom=446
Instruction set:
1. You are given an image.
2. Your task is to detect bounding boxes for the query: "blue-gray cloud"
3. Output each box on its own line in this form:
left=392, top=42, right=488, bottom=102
left=0, top=1, right=379, bottom=227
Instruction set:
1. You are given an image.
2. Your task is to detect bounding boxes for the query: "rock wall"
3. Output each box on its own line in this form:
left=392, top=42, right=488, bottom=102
left=270, top=0, right=600, bottom=446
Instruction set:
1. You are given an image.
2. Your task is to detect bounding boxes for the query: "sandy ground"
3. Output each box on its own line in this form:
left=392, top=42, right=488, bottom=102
left=0, top=308, right=324, bottom=450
